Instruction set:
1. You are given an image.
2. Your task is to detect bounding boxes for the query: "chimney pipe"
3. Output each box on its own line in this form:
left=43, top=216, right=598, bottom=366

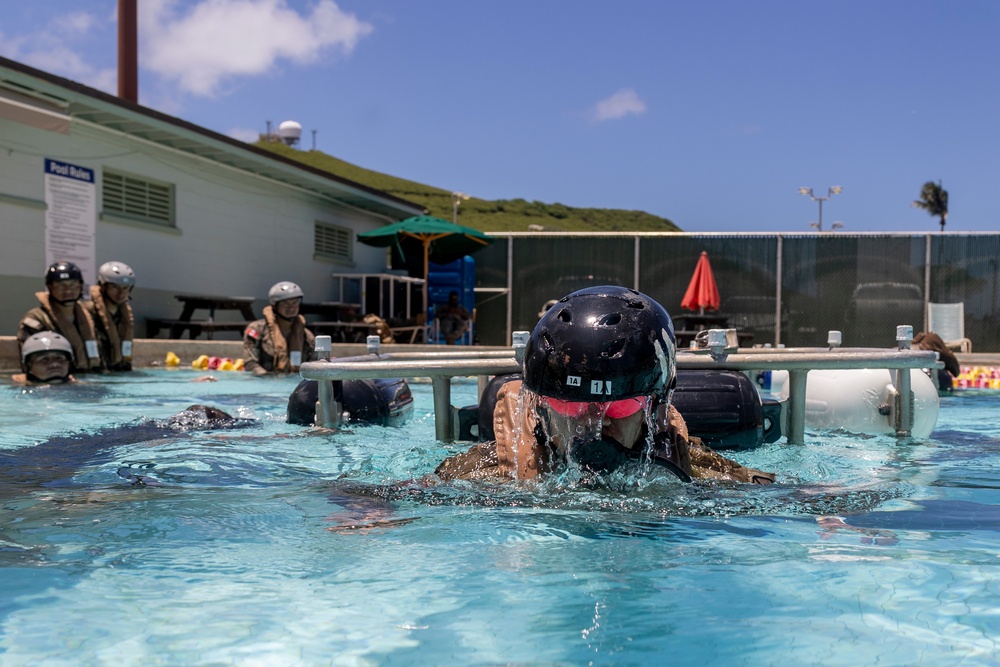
left=118, top=0, right=138, bottom=103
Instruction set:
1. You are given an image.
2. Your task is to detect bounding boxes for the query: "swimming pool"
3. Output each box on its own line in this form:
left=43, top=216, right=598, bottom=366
left=1, top=370, right=998, bottom=666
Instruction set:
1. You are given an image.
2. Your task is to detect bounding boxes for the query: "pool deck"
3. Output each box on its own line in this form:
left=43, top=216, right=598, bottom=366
left=0, top=335, right=501, bottom=373
left=3, top=334, right=1000, bottom=374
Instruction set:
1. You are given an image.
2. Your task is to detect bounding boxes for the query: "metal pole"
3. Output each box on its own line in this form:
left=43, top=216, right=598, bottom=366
left=433, top=376, right=452, bottom=440
left=633, top=235, right=641, bottom=291
left=774, top=234, right=783, bottom=346
left=314, top=335, right=339, bottom=428
left=923, top=234, right=932, bottom=332
left=786, top=370, right=809, bottom=444
left=506, top=236, right=514, bottom=345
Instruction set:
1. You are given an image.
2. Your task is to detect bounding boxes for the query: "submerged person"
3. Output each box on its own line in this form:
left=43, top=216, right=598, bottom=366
left=85, top=261, right=136, bottom=371
left=16, top=261, right=102, bottom=372
left=243, top=281, right=316, bottom=376
left=434, top=286, right=775, bottom=485
left=11, top=332, right=78, bottom=385
left=0, top=405, right=254, bottom=494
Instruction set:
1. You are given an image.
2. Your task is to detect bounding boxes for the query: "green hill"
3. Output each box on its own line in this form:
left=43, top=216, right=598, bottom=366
left=255, top=141, right=681, bottom=232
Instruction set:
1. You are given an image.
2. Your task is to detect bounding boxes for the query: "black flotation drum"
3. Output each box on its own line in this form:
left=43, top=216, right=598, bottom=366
left=287, top=378, right=414, bottom=427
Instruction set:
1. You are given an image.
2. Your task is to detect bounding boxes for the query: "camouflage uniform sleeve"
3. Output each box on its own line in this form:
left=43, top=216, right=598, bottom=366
left=685, top=410, right=776, bottom=485
left=242, top=320, right=270, bottom=375
left=434, top=441, right=504, bottom=482
left=304, top=328, right=318, bottom=362
left=17, top=308, right=50, bottom=344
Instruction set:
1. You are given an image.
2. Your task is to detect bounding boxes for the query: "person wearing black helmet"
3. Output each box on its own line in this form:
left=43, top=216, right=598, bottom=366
left=84, top=261, right=137, bottom=371
left=243, top=281, right=317, bottom=376
left=11, top=332, right=78, bottom=385
left=434, top=286, right=775, bottom=485
left=16, top=261, right=103, bottom=372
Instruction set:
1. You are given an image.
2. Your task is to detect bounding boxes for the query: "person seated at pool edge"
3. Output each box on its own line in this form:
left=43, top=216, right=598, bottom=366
left=434, top=286, right=775, bottom=485
left=84, top=261, right=136, bottom=371
left=436, top=291, right=471, bottom=345
left=913, top=330, right=960, bottom=390
left=243, top=281, right=316, bottom=376
left=11, top=332, right=78, bottom=385
left=337, top=304, right=395, bottom=344
left=16, top=260, right=102, bottom=372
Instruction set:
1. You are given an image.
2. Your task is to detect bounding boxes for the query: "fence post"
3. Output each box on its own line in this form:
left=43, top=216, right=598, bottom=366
left=774, top=234, right=784, bottom=346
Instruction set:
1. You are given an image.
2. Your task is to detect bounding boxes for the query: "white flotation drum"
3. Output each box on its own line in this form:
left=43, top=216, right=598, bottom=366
left=766, top=369, right=939, bottom=438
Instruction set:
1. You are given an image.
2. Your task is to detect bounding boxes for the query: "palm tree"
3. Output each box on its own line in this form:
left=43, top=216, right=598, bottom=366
left=913, top=181, right=949, bottom=232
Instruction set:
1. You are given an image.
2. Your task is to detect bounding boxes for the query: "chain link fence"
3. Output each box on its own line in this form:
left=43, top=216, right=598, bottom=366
left=471, top=233, right=1000, bottom=352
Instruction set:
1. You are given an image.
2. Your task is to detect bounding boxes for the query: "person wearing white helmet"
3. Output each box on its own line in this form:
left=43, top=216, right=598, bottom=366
left=84, top=261, right=137, bottom=371
left=11, top=332, right=77, bottom=385
left=16, top=261, right=102, bottom=372
left=243, top=281, right=316, bottom=376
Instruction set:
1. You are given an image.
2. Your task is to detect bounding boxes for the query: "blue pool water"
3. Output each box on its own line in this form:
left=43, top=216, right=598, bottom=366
left=1, top=370, right=998, bottom=666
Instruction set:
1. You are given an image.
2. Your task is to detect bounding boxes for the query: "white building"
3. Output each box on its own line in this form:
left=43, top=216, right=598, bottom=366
left=0, top=56, right=423, bottom=335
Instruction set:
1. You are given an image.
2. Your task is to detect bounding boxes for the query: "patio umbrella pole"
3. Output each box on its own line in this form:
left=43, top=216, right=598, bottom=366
left=423, top=238, right=430, bottom=326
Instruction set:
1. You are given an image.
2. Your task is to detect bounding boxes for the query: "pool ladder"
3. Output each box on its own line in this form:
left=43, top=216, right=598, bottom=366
left=299, top=325, right=941, bottom=445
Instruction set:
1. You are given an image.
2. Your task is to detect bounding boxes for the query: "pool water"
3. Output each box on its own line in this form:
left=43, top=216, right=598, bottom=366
left=1, top=370, right=998, bottom=666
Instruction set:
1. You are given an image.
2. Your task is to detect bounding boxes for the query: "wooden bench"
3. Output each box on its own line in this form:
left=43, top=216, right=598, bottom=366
left=146, top=318, right=250, bottom=340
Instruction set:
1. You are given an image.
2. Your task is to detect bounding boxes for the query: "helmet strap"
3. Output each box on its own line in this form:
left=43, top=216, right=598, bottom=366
left=25, top=369, right=70, bottom=384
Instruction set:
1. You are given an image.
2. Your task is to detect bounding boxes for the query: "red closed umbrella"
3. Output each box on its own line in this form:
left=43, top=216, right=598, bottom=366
left=681, top=251, right=721, bottom=314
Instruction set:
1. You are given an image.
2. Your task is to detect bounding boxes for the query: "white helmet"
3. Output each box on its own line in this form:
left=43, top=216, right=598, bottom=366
left=268, top=281, right=304, bottom=305
left=21, top=332, right=74, bottom=364
left=98, top=261, right=136, bottom=287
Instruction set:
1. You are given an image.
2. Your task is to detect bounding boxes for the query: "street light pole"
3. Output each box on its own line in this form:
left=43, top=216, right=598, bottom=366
left=799, top=186, right=842, bottom=231
left=452, top=192, right=469, bottom=224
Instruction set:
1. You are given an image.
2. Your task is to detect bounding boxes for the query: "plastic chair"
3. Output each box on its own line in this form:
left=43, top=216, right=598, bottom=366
left=927, top=302, right=972, bottom=353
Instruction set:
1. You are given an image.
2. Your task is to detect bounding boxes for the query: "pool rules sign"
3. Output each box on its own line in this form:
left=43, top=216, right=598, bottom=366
left=44, top=158, right=96, bottom=285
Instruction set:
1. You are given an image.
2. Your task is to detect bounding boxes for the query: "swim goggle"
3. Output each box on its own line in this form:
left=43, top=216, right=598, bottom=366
left=540, top=396, right=649, bottom=420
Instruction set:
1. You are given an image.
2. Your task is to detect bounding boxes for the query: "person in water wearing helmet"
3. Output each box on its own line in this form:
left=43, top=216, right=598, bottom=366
left=434, top=286, right=775, bottom=485
left=11, top=332, right=78, bottom=385
left=243, top=281, right=317, bottom=376
left=0, top=405, right=253, bottom=498
left=17, top=261, right=102, bottom=372
left=84, top=261, right=136, bottom=371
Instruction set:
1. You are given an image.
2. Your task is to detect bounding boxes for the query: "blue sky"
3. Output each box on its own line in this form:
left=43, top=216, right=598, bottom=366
left=2, top=1, right=998, bottom=232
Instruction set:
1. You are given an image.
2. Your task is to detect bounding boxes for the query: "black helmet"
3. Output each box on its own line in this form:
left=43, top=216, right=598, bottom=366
left=45, top=261, right=84, bottom=285
left=523, top=286, right=676, bottom=403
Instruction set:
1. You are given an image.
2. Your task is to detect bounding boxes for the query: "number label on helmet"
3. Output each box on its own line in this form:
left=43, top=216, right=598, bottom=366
left=590, top=380, right=612, bottom=395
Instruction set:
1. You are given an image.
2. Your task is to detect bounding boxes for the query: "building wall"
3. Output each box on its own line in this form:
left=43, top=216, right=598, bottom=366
left=1, top=108, right=392, bottom=334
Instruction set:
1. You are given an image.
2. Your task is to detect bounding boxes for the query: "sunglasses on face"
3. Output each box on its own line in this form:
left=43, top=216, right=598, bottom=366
left=541, top=395, right=649, bottom=420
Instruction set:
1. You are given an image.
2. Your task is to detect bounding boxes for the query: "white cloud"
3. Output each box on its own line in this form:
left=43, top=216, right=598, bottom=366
left=141, top=0, right=374, bottom=96
left=591, top=88, right=647, bottom=122
left=51, top=12, right=101, bottom=36
left=0, top=12, right=116, bottom=94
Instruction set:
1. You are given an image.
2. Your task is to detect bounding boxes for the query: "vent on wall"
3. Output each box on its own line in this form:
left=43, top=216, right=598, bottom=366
left=102, top=170, right=174, bottom=226
left=315, top=221, right=352, bottom=261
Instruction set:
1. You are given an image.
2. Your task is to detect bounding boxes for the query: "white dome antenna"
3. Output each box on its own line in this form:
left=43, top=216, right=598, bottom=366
left=278, top=120, right=302, bottom=147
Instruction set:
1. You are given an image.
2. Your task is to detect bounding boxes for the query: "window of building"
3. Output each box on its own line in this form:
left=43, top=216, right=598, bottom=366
left=314, top=221, right=353, bottom=262
left=102, top=170, right=175, bottom=227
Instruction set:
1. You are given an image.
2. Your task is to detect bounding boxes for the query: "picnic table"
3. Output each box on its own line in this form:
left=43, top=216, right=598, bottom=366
left=299, top=301, right=357, bottom=321
left=146, top=294, right=257, bottom=339
left=309, top=321, right=380, bottom=343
